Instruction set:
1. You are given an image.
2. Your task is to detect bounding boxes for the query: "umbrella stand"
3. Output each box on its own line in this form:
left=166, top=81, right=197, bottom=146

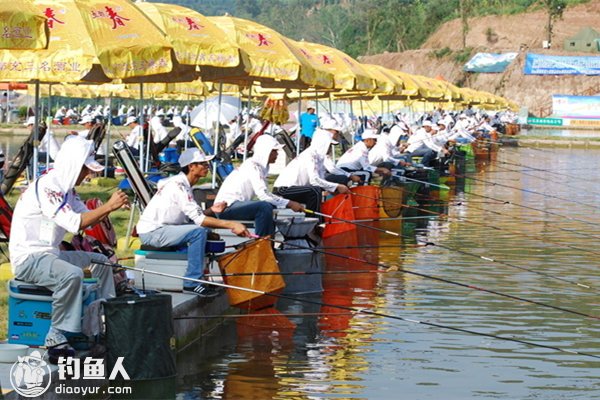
left=211, top=82, right=223, bottom=189
left=296, top=90, right=302, bottom=156
left=242, top=83, right=252, bottom=162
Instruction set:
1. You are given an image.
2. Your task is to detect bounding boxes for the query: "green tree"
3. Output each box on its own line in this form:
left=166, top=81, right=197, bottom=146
left=544, top=0, right=567, bottom=47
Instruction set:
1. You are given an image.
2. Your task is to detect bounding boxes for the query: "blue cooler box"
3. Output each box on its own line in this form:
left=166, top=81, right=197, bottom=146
left=8, top=279, right=99, bottom=346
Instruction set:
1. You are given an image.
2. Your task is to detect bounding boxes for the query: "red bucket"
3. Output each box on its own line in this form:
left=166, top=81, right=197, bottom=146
left=351, top=185, right=380, bottom=220
left=321, top=194, right=356, bottom=238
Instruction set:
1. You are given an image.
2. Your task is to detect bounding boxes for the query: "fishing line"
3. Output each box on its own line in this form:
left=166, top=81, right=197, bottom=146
left=339, top=193, right=597, bottom=290
left=99, top=261, right=600, bottom=360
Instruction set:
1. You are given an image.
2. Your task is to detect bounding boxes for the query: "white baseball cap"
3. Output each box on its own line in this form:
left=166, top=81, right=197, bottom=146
left=178, top=148, right=215, bottom=167
left=362, top=129, right=379, bottom=140
left=422, top=120, right=433, bottom=127
left=124, top=116, right=138, bottom=126
left=84, top=155, right=104, bottom=172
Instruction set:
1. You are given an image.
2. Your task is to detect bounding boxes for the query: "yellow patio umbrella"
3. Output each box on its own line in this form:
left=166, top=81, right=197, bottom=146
left=378, top=70, right=425, bottom=100
left=0, top=1, right=49, bottom=50
left=0, top=0, right=180, bottom=83
left=202, top=16, right=334, bottom=89
left=136, top=2, right=239, bottom=70
left=294, top=40, right=376, bottom=92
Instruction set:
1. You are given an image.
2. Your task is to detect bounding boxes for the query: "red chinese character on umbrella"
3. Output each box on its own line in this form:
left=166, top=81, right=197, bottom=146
left=257, top=33, right=271, bottom=46
left=105, top=6, right=130, bottom=30
left=185, top=17, right=203, bottom=31
left=44, top=8, right=65, bottom=29
left=322, top=55, right=332, bottom=64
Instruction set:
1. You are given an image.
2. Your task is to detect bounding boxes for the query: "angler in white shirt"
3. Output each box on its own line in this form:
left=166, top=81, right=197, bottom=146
left=137, top=148, right=250, bottom=297
left=336, top=129, right=391, bottom=182
left=449, top=114, right=476, bottom=143
left=368, top=128, right=410, bottom=168
left=274, top=127, right=351, bottom=212
left=75, top=115, right=95, bottom=139
left=121, top=116, right=142, bottom=155
left=214, top=135, right=304, bottom=236
left=9, top=137, right=129, bottom=352
left=400, top=121, right=448, bottom=167
left=150, top=110, right=169, bottom=144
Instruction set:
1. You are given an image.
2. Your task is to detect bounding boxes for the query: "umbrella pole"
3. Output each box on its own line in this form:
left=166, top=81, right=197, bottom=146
left=46, top=84, right=52, bottom=168
left=104, top=95, right=113, bottom=177
left=212, top=82, right=223, bottom=189
left=350, top=100, right=355, bottom=145
left=242, top=83, right=252, bottom=162
left=32, top=80, right=40, bottom=181
left=138, top=83, right=145, bottom=173
left=5, top=88, right=10, bottom=123
left=296, top=91, right=302, bottom=156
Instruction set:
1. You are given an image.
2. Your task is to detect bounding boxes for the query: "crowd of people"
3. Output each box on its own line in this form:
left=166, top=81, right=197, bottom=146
left=6, top=101, right=517, bottom=359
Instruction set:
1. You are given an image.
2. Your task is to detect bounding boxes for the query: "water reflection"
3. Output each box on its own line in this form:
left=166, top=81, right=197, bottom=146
left=176, top=147, right=600, bottom=399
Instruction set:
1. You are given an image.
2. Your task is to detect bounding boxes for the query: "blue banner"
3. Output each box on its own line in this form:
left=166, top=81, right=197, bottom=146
left=464, top=53, right=517, bottom=73
left=524, top=53, right=600, bottom=75
left=552, top=95, right=600, bottom=118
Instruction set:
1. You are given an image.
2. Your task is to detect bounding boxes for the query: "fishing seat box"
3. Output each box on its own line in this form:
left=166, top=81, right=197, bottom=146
left=7, top=279, right=99, bottom=346
left=134, top=240, right=226, bottom=291
left=134, top=250, right=188, bottom=292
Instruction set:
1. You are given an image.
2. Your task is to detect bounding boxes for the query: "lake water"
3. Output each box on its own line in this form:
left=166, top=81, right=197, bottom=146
left=175, top=146, right=600, bottom=399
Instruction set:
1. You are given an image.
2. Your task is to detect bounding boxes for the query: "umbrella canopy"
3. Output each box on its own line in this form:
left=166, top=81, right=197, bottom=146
left=190, top=95, right=242, bottom=129
left=293, top=40, right=376, bottom=92
left=136, top=2, right=239, bottom=69
left=200, top=16, right=334, bottom=89
left=0, top=1, right=49, bottom=50
left=0, top=0, right=177, bottom=83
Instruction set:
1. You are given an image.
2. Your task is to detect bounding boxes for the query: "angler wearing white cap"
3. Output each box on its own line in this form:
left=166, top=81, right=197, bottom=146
left=121, top=116, right=142, bottom=155
left=274, top=129, right=351, bottom=212
left=336, top=129, right=392, bottom=183
left=150, top=109, right=169, bottom=143
left=137, top=148, right=251, bottom=298
left=214, top=135, right=304, bottom=237
left=400, top=120, right=449, bottom=167
left=24, top=116, right=60, bottom=162
left=9, top=137, right=129, bottom=356
left=74, top=115, right=95, bottom=139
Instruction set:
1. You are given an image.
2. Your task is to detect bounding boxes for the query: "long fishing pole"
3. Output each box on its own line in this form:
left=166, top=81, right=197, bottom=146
left=264, top=238, right=600, bottom=319
left=450, top=169, right=600, bottom=211
left=100, top=260, right=600, bottom=360
left=305, top=208, right=400, bottom=237
left=337, top=192, right=597, bottom=290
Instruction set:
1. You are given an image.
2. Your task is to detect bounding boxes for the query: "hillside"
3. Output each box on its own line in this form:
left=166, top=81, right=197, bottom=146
left=360, top=0, right=600, bottom=115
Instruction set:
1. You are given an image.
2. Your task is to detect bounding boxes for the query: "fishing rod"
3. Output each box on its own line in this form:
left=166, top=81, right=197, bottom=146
left=450, top=169, right=600, bottom=211
left=402, top=164, right=600, bottom=230
left=305, top=208, right=400, bottom=237
left=263, top=238, right=600, bottom=318
left=338, top=192, right=598, bottom=290
left=174, top=312, right=356, bottom=320
left=99, top=260, right=600, bottom=360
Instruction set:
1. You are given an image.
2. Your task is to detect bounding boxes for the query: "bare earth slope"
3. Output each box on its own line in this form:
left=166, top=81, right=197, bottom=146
left=360, top=0, right=600, bottom=115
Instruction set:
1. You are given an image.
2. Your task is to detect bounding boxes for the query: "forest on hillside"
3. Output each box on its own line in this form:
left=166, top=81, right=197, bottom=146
left=158, top=0, right=589, bottom=57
